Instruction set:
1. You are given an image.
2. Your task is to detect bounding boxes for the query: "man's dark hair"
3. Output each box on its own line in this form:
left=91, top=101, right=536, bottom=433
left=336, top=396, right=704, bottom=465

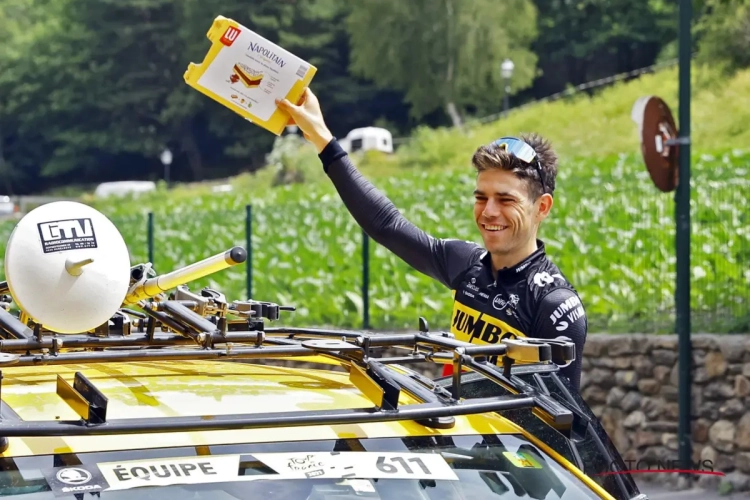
left=471, top=132, right=558, bottom=200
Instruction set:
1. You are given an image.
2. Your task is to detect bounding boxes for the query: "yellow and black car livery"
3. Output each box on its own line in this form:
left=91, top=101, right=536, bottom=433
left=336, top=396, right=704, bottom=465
left=0, top=251, right=644, bottom=500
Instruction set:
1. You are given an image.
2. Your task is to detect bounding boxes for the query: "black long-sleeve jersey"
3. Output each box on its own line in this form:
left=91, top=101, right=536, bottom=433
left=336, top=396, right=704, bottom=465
left=318, top=138, right=587, bottom=391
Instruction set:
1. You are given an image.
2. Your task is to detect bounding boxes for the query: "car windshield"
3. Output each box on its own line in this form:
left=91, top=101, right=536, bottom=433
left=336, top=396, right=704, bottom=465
left=0, top=434, right=604, bottom=499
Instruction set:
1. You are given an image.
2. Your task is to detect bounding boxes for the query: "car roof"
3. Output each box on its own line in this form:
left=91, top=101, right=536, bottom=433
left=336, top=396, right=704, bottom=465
left=0, top=359, right=524, bottom=458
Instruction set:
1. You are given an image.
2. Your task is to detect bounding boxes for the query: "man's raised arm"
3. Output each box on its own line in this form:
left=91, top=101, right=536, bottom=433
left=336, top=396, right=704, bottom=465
left=319, top=138, right=481, bottom=287
left=276, top=89, right=481, bottom=289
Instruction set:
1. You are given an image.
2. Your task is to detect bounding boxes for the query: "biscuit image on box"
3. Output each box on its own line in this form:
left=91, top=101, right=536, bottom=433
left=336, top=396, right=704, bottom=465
left=232, top=63, right=263, bottom=88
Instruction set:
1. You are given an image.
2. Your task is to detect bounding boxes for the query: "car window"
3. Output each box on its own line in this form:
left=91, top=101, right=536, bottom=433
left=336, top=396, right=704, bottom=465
left=0, top=434, right=603, bottom=499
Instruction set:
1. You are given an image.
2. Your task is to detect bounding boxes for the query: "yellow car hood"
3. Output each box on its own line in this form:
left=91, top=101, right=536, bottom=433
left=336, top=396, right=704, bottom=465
left=0, top=359, right=522, bottom=458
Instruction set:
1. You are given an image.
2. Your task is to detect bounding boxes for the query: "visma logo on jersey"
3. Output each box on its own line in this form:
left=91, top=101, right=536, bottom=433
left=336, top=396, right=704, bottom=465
left=549, top=295, right=585, bottom=331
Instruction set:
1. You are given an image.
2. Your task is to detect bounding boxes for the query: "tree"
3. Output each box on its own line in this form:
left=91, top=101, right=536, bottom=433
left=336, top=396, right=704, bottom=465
left=529, top=0, right=678, bottom=96
left=694, top=0, right=750, bottom=74
left=0, top=0, right=65, bottom=192
left=0, top=0, right=411, bottom=193
left=0, top=0, right=190, bottom=182
left=345, top=0, right=539, bottom=128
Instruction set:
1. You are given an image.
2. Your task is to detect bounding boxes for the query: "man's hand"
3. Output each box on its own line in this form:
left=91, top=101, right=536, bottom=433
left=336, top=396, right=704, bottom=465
left=276, top=88, right=333, bottom=153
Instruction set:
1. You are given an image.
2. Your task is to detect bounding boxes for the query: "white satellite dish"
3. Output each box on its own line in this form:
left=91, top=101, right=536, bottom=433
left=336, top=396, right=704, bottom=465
left=3, top=201, right=132, bottom=333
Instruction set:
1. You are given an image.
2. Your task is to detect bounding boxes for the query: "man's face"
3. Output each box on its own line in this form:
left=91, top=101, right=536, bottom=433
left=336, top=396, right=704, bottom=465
left=473, top=169, right=545, bottom=256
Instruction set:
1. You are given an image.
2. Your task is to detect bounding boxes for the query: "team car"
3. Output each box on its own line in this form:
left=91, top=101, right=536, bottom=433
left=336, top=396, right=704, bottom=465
left=0, top=202, right=647, bottom=499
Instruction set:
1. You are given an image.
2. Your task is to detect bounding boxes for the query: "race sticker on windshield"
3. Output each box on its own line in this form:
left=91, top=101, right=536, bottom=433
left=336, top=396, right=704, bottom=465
left=503, top=451, right=543, bottom=469
left=251, top=451, right=459, bottom=481
left=89, top=451, right=457, bottom=491
left=97, top=454, right=241, bottom=491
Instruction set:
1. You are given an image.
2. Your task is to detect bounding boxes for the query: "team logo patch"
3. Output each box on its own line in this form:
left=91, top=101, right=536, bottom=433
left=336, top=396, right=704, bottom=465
left=532, top=271, right=564, bottom=287
left=492, top=293, right=519, bottom=311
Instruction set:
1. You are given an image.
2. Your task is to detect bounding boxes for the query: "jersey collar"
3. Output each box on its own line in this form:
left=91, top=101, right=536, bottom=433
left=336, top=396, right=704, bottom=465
left=480, top=239, right=547, bottom=281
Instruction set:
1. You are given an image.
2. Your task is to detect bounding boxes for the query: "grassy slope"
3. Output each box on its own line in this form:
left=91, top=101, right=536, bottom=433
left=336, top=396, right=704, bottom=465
left=2, top=64, right=749, bottom=333
left=77, top=63, right=750, bottom=213
left=392, top=64, right=750, bottom=170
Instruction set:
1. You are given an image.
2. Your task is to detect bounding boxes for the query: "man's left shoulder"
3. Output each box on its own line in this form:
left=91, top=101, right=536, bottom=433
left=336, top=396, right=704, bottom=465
left=525, top=257, right=577, bottom=295
left=526, top=258, right=587, bottom=334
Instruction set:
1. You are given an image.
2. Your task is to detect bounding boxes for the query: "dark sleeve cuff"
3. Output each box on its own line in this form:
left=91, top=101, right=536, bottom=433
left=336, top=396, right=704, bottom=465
left=318, top=137, right=347, bottom=173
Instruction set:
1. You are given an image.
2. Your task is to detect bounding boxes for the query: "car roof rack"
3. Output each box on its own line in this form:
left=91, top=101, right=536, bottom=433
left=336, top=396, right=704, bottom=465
left=0, top=246, right=578, bottom=442
left=0, top=248, right=644, bottom=500
left=0, top=301, right=578, bottom=446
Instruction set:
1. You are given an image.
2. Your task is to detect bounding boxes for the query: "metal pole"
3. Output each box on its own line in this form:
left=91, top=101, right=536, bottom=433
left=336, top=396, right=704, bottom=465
left=503, top=79, right=510, bottom=112
left=147, top=212, right=154, bottom=266
left=246, top=205, right=253, bottom=299
left=676, top=0, right=692, bottom=473
left=362, top=229, right=370, bottom=329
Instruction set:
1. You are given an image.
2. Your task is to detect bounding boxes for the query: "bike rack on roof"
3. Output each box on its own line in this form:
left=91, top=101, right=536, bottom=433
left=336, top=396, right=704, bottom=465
left=0, top=254, right=640, bottom=500
left=0, top=281, right=578, bottom=437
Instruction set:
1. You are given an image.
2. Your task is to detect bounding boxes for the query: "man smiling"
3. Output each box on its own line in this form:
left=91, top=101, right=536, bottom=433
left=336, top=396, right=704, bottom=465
left=276, top=89, right=587, bottom=391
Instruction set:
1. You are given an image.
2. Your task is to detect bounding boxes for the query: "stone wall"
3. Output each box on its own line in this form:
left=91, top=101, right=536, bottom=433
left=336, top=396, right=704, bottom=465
left=580, top=333, right=750, bottom=493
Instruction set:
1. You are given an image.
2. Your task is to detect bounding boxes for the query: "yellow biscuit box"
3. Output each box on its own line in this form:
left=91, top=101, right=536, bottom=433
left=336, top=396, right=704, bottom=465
left=184, top=16, right=317, bottom=136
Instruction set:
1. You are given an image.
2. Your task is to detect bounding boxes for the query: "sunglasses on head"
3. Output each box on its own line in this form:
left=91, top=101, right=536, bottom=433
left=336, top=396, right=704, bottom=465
left=493, top=137, right=548, bottom=195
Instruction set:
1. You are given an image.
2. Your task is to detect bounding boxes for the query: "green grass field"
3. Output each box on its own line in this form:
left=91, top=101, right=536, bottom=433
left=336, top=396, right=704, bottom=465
left=1, top=63, right=748, bottom=333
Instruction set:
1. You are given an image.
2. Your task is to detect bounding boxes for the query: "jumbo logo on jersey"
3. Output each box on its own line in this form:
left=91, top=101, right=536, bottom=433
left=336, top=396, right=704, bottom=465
left=450, top=300, right=525, bottom=345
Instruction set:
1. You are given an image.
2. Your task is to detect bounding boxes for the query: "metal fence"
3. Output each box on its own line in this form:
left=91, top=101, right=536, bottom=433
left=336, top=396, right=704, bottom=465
left=0, top=177, right=746, bottom=334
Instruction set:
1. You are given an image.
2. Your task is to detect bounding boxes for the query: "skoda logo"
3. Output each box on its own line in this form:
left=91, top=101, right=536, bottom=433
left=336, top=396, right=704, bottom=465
left=56, top=468, right=92, bottom=485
